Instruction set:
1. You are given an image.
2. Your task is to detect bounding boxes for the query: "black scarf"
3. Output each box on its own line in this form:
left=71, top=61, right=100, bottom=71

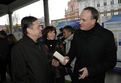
left=44, top=39, right=57, bottom=52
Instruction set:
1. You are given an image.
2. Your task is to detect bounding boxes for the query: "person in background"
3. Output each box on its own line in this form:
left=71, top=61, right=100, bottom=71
left=11, top=16, right=50, bottom=83
left=57, top=28, right=65, bottom=41
left=7, top=34, right=17, bottom=81
left=0, top=30, right=9, bottom=83
left=62, top=25, right=76, bottom=80
left=63, top=25, right=75, bottom=54
left=61, top=7, right=116, bottom=83
left=42, top=26, right=65, bottom=83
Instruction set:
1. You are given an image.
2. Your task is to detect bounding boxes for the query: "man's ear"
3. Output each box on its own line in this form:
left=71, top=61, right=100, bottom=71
left=27, top=28, right=32, bottom=34
left=92, top=19, right=96, bottom=25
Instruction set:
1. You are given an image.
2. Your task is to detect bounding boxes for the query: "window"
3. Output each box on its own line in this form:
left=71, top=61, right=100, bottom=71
left=104, top=14, right=107, bottom=16
left=104, top=2, right=107, bottom=6
left=97, top=3, right=100, bottom=7
left=114, top=12, right=118, bottom=15
left=118, top=0, right=121, bottom=3
left=71, top=6, right=74, bottom=11
left=111, top=0, right=114, bottom=5
left=85, top=2, right=88, bottom=7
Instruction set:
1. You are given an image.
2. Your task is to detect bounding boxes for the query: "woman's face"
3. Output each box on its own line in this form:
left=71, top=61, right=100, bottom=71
left=47, top=30, right=56, bottom=40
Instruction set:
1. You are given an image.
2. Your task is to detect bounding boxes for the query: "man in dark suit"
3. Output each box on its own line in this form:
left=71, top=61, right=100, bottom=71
left=11, top=16, right=51, bottom=83
left=61, top=7, right=116, bottom=83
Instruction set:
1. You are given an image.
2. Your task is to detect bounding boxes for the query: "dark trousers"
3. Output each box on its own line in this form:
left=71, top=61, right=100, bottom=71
left=56, top=76, right=65, bottom=83
left=0, top=59, right=7, bottom=82
left=49, top=74, right=65, bottom=83
left=8, top=59, right=13, bottom=81
left=49, top=66, right=65, bottom=83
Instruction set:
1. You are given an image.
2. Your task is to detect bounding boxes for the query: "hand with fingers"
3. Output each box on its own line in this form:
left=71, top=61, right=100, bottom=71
left=78, top=67, right=89, bottom=80
left=60, top=56, right=70, bottom=65
left=52, top=59, right=59, bottom=67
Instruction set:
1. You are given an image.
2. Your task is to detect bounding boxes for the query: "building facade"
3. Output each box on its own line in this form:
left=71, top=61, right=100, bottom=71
left=65, top=0, right=79, bottom=21
left=51, top=0, right=80, bottom=27
left=77, top=0, right=121, bottom=23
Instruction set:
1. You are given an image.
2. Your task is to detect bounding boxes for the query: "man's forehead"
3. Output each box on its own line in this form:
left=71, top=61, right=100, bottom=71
left=81, top=10, right=91, bottom=15
left=80, top=10, right=92, bottom=18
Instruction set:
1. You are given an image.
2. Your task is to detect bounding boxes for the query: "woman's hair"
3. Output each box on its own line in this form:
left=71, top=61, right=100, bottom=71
left=0, top=30, right=7, bottom=36
left=42, top=26, right=57, bottom=40
left=8, top=34, right=17, bottom=44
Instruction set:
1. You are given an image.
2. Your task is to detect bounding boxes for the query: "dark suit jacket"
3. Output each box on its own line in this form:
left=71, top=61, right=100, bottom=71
left=11, top=35, right=50, bottom=83
left=68, top=23, right=116, bottom=83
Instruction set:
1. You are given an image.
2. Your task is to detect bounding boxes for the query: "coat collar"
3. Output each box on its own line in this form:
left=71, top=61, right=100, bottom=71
left=64, top=34, right=74, bottom=42
left=92, top=22, right=104, bottom=38
left=23, top=35, right=40, bottom=46
left=76, top=22, right=104, bottom=38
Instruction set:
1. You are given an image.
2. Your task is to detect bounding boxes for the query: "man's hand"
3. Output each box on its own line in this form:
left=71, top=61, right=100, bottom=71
left=78, top=67, right=89, bottom=79
left=60, top=56, right=69, bottom=65
left=52, top=59, right=59, bottom=67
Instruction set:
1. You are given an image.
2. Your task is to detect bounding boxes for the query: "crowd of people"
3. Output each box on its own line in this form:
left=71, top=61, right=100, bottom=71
left=0, top=7, right=116, bottom=83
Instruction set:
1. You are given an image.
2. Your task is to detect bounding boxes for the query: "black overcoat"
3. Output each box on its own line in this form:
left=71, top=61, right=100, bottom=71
left=11, top=35, right=50, bottom=83
left=68, top=23, right=117, bottom=83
